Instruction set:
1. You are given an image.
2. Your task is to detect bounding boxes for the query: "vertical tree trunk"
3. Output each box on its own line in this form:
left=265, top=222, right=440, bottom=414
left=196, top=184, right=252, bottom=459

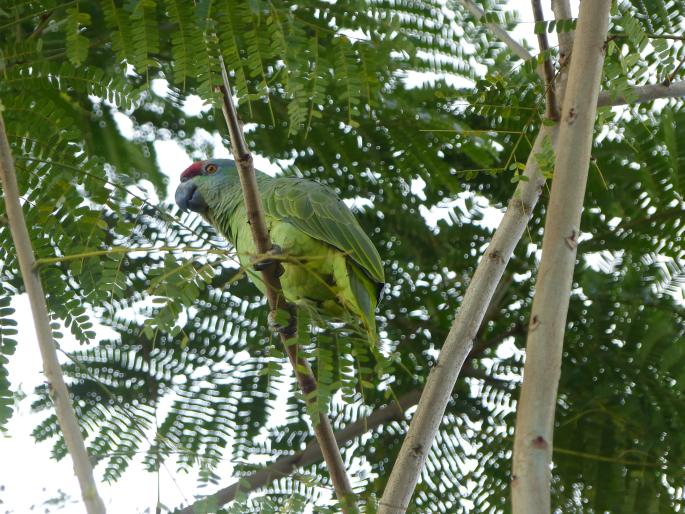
left=511, top=2, right=612, bottom=512
left=0, top=115, right=106, bottom=513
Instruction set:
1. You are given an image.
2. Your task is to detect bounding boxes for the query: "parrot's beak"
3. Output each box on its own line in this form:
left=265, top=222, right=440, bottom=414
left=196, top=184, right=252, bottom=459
left=175, top=180, right=208, bottom=214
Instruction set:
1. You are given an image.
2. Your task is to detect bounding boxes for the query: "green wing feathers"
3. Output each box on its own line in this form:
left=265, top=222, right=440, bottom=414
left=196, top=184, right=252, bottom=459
left=346, top=260, right=379, bottom=343
left=259, top=176, right=385, bottom=289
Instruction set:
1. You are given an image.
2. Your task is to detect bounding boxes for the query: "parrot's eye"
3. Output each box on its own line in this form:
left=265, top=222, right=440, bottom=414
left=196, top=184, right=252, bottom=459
left=205, top=164, right=218, bottom=174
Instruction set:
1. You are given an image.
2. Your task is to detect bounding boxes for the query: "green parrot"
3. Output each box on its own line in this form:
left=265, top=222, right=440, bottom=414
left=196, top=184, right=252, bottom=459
left=175, top=159, right=385, bottom=342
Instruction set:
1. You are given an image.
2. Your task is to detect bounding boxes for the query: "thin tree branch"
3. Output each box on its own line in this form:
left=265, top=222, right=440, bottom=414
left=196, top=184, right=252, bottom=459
left=551, top=1, right=574, bottom=104
left=0, top=117, right=106, bottom=512
left=175, top=389, right=422, bottom=514
left=511, top=2, right=612, bottom=513
left=458, top=0, right=685, bottom=109
left=597, top=80, right=685, bottom=106
left=608, top=31, right=685, bottom=41
left=34, top=246, right=232, bottom=266
left=665, top=53, right=685, bottom=86
left=215, top=57, right=357, bottom=513
left=531, top=0, right=560, bottom=120
left=458, top=0, right=532, bottom=61
left=174, top=366, right=515, bottom=514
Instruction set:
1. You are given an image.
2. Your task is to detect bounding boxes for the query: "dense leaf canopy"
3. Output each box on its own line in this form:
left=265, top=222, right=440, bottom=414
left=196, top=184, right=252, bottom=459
left=0, top=0, right=683, bottom=512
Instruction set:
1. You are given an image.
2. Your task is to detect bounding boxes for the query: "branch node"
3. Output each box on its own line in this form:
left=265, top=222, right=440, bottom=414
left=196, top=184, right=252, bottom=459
left=410, top=444, right=424, bottom=457
left=532, top=435, right=549, bottom=449
left=510, top=197, right=533, bottom=218
left=564, top=229, right=578, bottom=249
left=529, top=315, right=541, bottom=331
left=488, top=250, right=505, bottom=264
left=565, top=107, right=578, bottom=124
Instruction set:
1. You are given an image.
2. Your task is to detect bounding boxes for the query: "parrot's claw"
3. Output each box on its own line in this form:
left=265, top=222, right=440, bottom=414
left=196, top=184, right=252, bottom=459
left=253, top=244, right=285, bottom=277
left=268, top=304, right=297, bottom=338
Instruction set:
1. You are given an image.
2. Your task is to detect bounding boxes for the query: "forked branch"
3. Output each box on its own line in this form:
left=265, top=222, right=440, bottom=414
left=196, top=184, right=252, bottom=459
left=377, top=123, right=558, bottom=514
left=213, top=57, right=357, bottom=513
left=377, top=3, right=576, bottom=512
left=458, top=0, right=685, bottom=108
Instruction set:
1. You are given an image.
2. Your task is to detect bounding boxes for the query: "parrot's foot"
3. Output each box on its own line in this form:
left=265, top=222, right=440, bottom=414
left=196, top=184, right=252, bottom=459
left=253, top=245, right=285, bottom=278
left=268, top=304, right=297, bottom=338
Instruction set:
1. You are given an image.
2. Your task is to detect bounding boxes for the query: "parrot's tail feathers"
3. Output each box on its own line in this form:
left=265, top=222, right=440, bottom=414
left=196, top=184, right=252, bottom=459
left=346, top=261, right=380, bottom=347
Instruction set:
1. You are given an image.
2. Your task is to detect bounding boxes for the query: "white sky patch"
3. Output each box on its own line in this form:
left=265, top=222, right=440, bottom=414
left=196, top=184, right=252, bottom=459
left=151, top=78, right=171, bottom=98
left=343, top=196, right=375, bottom=212
left=0, top=296, right=204, bottom=513
left=112, top=111, right=135, bottom=139
left=337, top=28, right=369, bottom=41
left=410, top=177, right=427, bottom=201
left=156, top=140, right=194, bottom=192
left=183, top=94, right=212, bottom=116
left=401, top=69, right=475, bottom=90
left=416, top=188, right=505, bottom=232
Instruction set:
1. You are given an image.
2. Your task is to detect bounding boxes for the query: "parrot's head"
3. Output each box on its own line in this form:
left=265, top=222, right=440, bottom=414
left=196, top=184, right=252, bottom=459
left=175, top=159, right=239, bottom=214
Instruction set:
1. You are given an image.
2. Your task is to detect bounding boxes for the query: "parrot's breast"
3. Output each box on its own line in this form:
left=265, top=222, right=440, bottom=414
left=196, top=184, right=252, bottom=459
left=242, top=217, right=342, bottom=305
left=230, top=214, right=377, bottom=332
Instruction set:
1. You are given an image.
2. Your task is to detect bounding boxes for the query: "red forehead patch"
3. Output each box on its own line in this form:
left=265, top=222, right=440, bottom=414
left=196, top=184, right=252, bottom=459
left=180, top=161, right=204, bottom=181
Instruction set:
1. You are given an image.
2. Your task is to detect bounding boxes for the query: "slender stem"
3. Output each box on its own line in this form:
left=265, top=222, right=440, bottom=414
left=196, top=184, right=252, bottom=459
left=0, top=116, right=106, bottom=512
left=457, top=0, right=685, bottom=109
left=598, top=80, right=685, bottom=106
left=531, top=0, right=560, bottom=120
left=34, top=245, right=233, bottom=266
left=215, top=56, right=357, bottom=512
left=551, top=1, right=574, bottom=103
left=174, top=389, right=423, bottom=514
left=458, top=0, right=532, bottom=61
left=665, top=52, right=685, bottom=86
left=511, top=2, right=612, bottom=513
left=609, top=31, right=685, bottom=41
left=552, top=447, right=661, bottom=468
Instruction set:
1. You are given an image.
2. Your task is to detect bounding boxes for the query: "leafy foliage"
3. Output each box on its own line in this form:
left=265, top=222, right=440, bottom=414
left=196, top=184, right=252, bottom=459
left=0, top=0, right=683, bottom=512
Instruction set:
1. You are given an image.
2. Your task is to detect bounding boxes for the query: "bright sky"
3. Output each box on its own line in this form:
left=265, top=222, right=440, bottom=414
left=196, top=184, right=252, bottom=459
left=0, top=3, right=566, bottom=512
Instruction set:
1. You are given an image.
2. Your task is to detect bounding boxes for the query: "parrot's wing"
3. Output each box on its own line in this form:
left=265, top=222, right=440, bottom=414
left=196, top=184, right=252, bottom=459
left=260, top=177, right=385, bottom=286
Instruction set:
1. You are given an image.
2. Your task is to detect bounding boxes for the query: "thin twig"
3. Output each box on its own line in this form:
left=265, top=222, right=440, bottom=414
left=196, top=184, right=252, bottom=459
left=551, top=1, right=574, bottom=103
left=608, top=31, right=685, bottom=41
left=665, top=52, right=685, bottom=86
left=28, top=10, right=53, bottom=39
left=531, top=0, right=560, bottom=120
left=174, top=389, right=422, bottom=514
left=0, top=116, right=106, bottom=512
left=214, top=56, right=357, bottom=513
left=173, top=363, right=514, bottom=514
left=34, top=245, right=233, bottom=267
left=458, top=0, right=532, bottom=61
left=457, top=0, right=685, bottom=109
